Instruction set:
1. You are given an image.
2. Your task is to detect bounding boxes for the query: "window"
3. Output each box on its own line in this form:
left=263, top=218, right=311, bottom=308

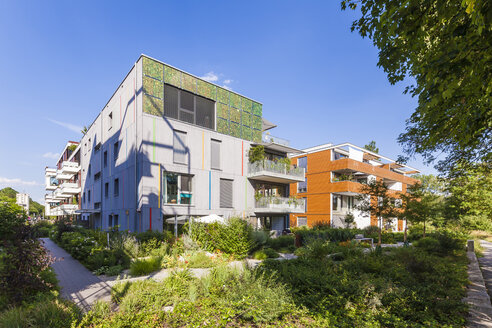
left=114, top=178, right=119, bottom=197
left=88, top=164, right=91, bottom=176
left=333, top=194, right=341, bottom=211
left=220, top=179, right=233, bottom=208
left=103, top=151, right=107, bottom=167
left=114, top=215, right=119, bottom=230
left=298, top=156, right=307, bottom=171
left=108, top=112, right=113, bottom=130
left=94, top=202, right=100, bottom=209
left=348, top=196, right=354, bottom=210
left=94, top=172, right=101, bottom=181
left=297, top=217, right=308, bottom=227
left=303, top=197, right=307, bottom=213
left=82, top=192, right=85, bottom=204
left=211, top=139, right=221, bottom=170
left=114, top=141, right=119, bottom=161
left=334, top=151, right=347, bottom=160
left=108, top=215, right=112, bottom=227
left=173, top=130, right=187, bottom=164
left=298, top=178, right=307, bottom=193
left=162, top=172, right=193, bottom=205
left=105, top=182, right=109, bottom=198
left=163, top=84, right=215, bottom=130
left=88, top=190, right=91, bottom=203
left=94, top=142, right=101, bottom=151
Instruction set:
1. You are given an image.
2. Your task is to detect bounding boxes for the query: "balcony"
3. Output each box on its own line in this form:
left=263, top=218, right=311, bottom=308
left=60, top=182, right=81, bottom=195
left=60, top=161, right=80, bottom=175
left=56, top=170, right=73, bottom=180
left=248, top=159, right=305, bottom=184
left=254, top=196, right=305, bottom=214
left=51, top=204, right=79, bottom=216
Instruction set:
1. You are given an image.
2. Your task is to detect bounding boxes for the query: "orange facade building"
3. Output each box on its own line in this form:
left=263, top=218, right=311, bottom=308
left=289, top=143, right=420, bottom=231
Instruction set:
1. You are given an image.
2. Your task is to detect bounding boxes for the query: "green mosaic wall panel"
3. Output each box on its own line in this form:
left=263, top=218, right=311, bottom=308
left=143, top=94, right=163, bottom=116
left=253, top=129, right=262, bottom=143
left=242, top=126, right=252, bottom=141
left=142, top=57, right=263, bottom=143
left=182, top=73, right=197, bottom=93
left=217, top=103, right=229, bottom=119
left=143, top=76, right=164, bottom=99
left=241, top=97, right=252, bottom=113
left=230, top=108, right=241, bottom=123
left=217, top=118, right=229, bottom=134
left=230, top=122, right=241, bottom=138
left=230, top=93, right=240, bottom=109
left=164, top=66, right=181, bottom=88
left=252, top=102, right=262, bottom=116
left=241, top=111, right=251, bottom=127
left=197, top=79, right=216, bottom=100
left=253, top=115, right=262, bottom=130
left=142, top=57, right=163, bottom=80
left=217, top=87, right=229, bottom=104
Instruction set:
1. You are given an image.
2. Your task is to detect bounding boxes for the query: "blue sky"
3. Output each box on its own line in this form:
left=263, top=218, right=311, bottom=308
left=0, top=1, right=435, bottom=203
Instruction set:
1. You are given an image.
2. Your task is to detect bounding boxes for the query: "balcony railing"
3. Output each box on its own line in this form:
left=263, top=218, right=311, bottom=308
left=60, top=182, right=81, bottom=194
left=248, top=159, right=305, bottom=183
left=262, top=133, right=290, bottom=146
left=51, top=203, right=79, bottom=216
left=255, top=196, right=305, bottom=213
left=60, top=161, right=80, bottom=174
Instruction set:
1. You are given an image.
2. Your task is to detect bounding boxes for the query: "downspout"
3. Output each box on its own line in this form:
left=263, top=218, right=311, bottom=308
left=134, top=62, right=138, bottom=232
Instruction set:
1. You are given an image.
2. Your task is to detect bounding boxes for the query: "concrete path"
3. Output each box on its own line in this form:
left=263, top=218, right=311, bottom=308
left=479, top=240, right=492, bottom=300
left=465, top=244, right=492, bottom=327
left=41, top=238, right=112, bottom=312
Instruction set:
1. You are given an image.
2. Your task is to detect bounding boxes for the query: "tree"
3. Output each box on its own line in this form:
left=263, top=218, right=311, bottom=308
left=344, top=212, right=355, bottom=228
left=81, top=126, right=88, bottom=135
left=364, top=141, right=379, bottom=154
left=445, top=162, right=492, bottom=231
left=399, top=182, right=441, bottom=238
left=248, top=145, right=265, bottom=163
left=341, top=0, right=492, bottom=173
left=356, top=179, right=395, bottom=246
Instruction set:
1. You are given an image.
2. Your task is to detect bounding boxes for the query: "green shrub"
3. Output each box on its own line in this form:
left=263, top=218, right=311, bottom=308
left=187, top=217, right=255, bottom=258
left=263, top=248, right=280, bottom=258
left=253, top=250, right=268, bottom=260
left=130, top=256, right=162, bottom=276
left=32, top=220, right=53, bottom=238
left=295, top=228, right=355, bottom=246
left=266, top=235, right=295, bottom=250
left=0, top=295, right=81, bottom=328
left=186, top=251, right=215, bottom=268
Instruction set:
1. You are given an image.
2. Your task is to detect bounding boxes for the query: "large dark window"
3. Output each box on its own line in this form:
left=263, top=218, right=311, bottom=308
left=164, top=84, right=215, bottom=130
left=162, top=172, right=193, bottom=205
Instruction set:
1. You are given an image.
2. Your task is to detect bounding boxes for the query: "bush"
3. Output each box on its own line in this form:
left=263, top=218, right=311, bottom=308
left=253, top=250, right=268, bottom=260
left=130, top=256, right=162, bottom=276
left=187, top=217, right=255, bottom=258
left=295, top=228, right=355, bottom=246
left=31, top=220, right=53, bottom=238
left=263, top=248, right=280, bottom=258
left=186, top=251, right=215, bottom=268
left=0, top=294, right=81, bottom=328
left=266, top=235, right=295, bottom=250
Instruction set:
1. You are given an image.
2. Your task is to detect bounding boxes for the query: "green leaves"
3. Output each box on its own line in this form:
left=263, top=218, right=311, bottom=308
left=343, top=0, right=492, bottom=172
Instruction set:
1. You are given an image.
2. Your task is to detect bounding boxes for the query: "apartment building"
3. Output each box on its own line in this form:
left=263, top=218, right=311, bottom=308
left=16, top=193, right=30, bottom=213
left=55, top=55, right=305, bottom=232
left=289, top=143, right=420, bottom=231
left=44, top=141, right=81, bottom=218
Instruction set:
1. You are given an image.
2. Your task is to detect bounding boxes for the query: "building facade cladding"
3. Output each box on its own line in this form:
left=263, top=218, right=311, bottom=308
left=289, top=146, right=419, bottom=231
left=79, top=55, right=260, bottom=232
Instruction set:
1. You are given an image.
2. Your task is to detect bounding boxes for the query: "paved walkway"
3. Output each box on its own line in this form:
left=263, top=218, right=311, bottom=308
left=479, top=240, right=492, bottom=300
left=41, top=238, right=112, bottom=312
left=463, top=241, right=492, bottom=328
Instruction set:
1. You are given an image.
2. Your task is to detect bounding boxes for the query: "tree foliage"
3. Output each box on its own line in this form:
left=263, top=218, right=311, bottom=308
left=342, top=0, right=492, bottom=172
left=363, top=140, right=379, bottom=153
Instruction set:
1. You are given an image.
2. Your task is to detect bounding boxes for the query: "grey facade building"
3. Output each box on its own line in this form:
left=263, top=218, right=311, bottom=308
left=66, top=55, right=305, bottom=232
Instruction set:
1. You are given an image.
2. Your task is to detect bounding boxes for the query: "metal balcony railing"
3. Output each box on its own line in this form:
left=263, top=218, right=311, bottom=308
left=255, top=196, right=305, bottom=212
left=262, top=133, right=290, bottom=146
left=248, top=159, right=305, bottom=179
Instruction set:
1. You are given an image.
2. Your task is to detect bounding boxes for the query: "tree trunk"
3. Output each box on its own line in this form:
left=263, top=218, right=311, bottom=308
left=404, top=218, right=407, bottom=243
left=423, top=220, right=426, bottom=238
left=378, top=217, right=382, bottom=246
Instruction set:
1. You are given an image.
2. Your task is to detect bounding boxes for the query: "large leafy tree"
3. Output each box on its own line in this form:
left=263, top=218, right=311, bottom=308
left=341, top=0, right=491, bottom=173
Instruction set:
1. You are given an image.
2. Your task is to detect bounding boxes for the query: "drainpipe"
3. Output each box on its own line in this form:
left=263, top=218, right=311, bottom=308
left=134, top=62, right=138, bottom=232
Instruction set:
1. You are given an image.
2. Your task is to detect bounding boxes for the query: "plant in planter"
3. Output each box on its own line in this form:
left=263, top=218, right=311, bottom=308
left=248, top=145, right=265, bottom=164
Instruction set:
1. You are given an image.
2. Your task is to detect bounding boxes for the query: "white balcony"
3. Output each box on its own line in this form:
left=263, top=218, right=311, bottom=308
left=60, top=161, right=80, bottom=175
left=54, top=188, right=71, bottom=199
left=254, top=196, right=305, bottom=214
left=46, top=185, right=58, bottom=191
left=248, top=159, right=305, bottom=184
left=45, top=167, right=57, bottom=176
left=60, top=182, right=81, bottom=195
left=56, top=170, right=73, bottom=180
left=51, top=204, right=79, bottom=216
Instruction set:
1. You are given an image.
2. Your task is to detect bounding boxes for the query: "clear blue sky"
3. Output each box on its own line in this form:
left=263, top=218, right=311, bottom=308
left=0, top=0, right=435, bottom=203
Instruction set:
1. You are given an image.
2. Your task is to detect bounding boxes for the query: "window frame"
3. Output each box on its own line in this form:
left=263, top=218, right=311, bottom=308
left=211, top=139, right=221, bottom=170
left=162, top=171, right=193, bottom=206
left=114, top=178, right=119, bottom=197
left=173, top=130, right=188, bottom=165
